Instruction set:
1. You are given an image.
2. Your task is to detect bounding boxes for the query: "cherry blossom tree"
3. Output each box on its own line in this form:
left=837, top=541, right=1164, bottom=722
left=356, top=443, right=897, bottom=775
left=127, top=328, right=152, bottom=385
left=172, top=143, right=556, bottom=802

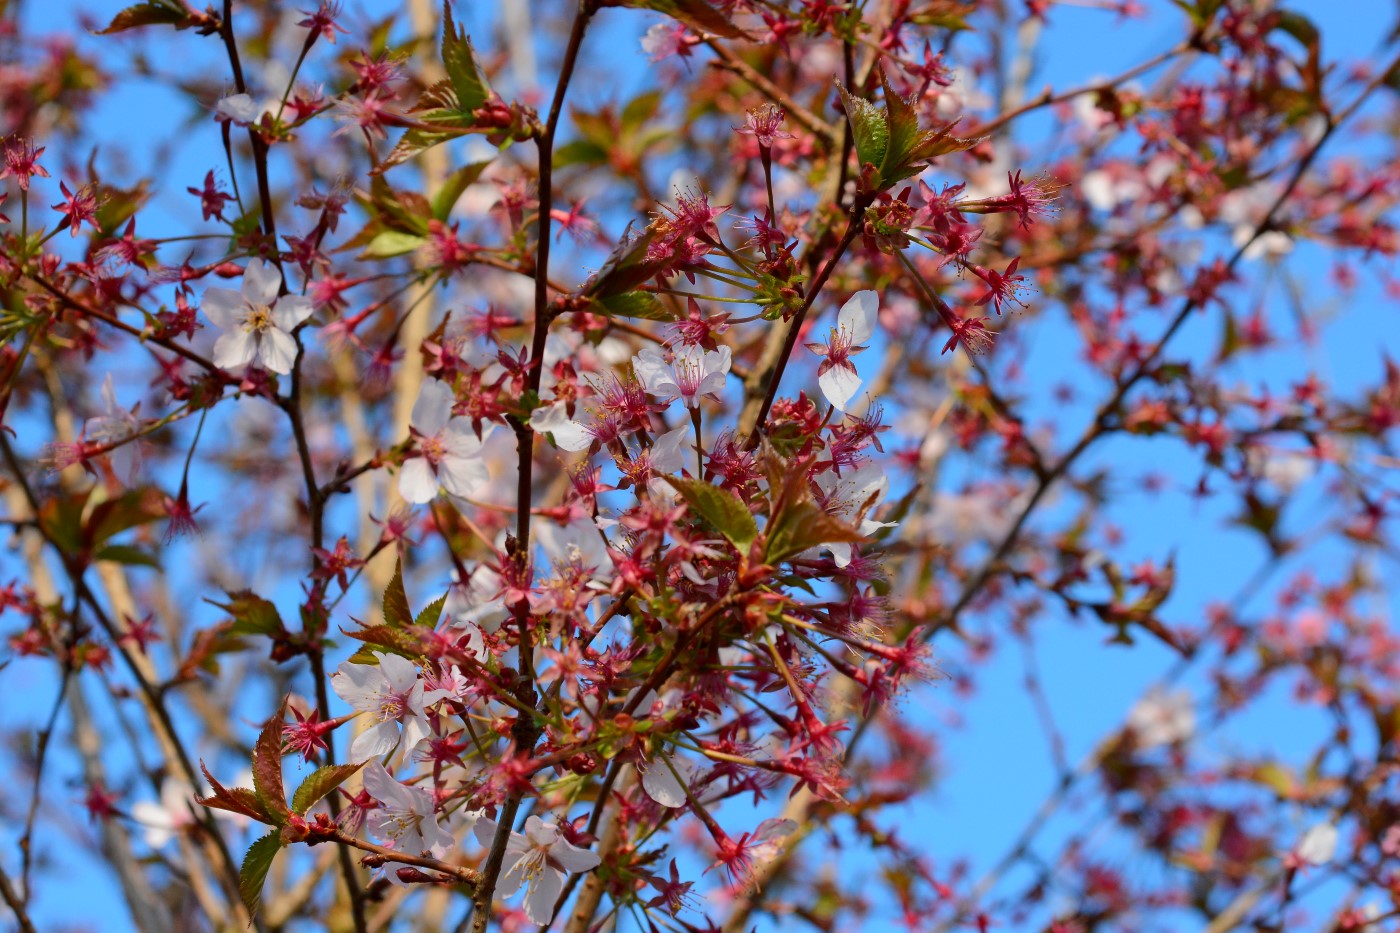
left=2, top=1, right=1400, bottom=932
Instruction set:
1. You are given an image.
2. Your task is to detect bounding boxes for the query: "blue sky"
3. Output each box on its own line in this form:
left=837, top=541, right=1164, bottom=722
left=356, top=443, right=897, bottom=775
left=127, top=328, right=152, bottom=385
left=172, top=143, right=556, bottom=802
left=4, top=1, right=1398, bottom=931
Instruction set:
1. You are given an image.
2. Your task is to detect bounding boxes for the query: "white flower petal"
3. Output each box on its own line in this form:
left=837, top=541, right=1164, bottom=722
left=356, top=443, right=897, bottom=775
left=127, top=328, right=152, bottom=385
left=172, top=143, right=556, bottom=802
left=257, top=327, right=298, bottom=375
left=350, top=721, right=401, bottom=761
left=631, top=347, right=673, bottom=396
left=411, top=380, right=453, bottom=436
left=216, top=93, right=259, bottom=124
left=640, top=755, right=691, bottom=809
left=838, top=290, right=878, bottom=344
left=201, top=287, right=247, bottom=329
left=398, top=457, right=438, bottom=504
left=818, top=363, right=862, bottom=412
left=1297, top=823, right=1337, bottom=865
left=523, top=868, right=564, bottom=924
left=273, top=294, right=315, bottom=331
left=213, top=329, right=257, bottom=370
left=439, top=456, right=489, bottom=500
left=241, top=258, right=283, bottom=307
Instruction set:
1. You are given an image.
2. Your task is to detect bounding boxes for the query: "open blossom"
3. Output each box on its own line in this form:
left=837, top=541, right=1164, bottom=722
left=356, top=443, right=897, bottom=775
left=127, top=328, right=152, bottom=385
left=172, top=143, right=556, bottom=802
left=1294, top=822, right=1338, bottom=866
left=640, top=751, right=701, bottom=809
left=1126, top=687, right=1195, bottom=748
left=214, top=93, right=266, bottom=126
left=633, top=344, right=731, bottom=408
left=399, top=380, right=492, bottom=504
left=807, top=291, right=877, bottom=412
left=474, top=815, right=600, bottom=924
left=361, top=761, right=455, bottom=858
left=201, top=258, right=314, bottom=375
left=814, top=464, right=894, bottom=568
left=84, top=373, right=143, bottom=485
left=332, top=653, right=446, bottom=762
left=735, top=103, right=793, bottom=148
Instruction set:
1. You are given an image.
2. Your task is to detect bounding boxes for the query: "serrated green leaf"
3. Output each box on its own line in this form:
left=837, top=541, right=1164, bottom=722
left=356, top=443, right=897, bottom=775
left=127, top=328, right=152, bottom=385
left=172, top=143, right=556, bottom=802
left=84, top=487, right=167, bottom=547
left=589, top=291, right=676, bottom=321
left=879, top=68, right=923, bottom=176
left=291, top=762, right=366, bottom=814
left=415, top=594, right=447, bottom=630
left=554, top=139, right=611, bottom=168
left=665, top=477, right=758, bottom=549
left=94, top=544, right=160, bottom=568
left=431, top=160, right=491, bottom=220
left=625, top=0, right=750, bottom=38
left=837, top=83, right=889, bottom=171
left=765, top=501, right=865, bottom=564
left=361, top=230, right=427, bottom=259
left=441, top=2, right=491, bottom=112
left=206, top=590, right=284, bottom=637
left=383, top=561, right=411, bottom=628
left=346, top=624, right=425, bottom=662
left=251, top=708, right=290, bottom=825
left=239, top=831, right=281, bottom=918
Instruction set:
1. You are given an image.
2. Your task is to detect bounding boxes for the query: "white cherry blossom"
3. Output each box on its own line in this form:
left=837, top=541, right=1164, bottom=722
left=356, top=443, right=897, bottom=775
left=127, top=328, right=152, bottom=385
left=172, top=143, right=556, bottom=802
left=84, top=373, right=143, bottom=484
left=399, top=380, right=492, bottom=504
left=361, top=761, right=454, bottom=858
left=201, top=258, right=313, bottom=375
left=473, top=815, right=601, bottom=924
left=813, top=463, right=895, bottom=567
left=1126, top=687, right=1196, bottom=748
left=807, top=291, right=876, bottom=412
left=332, top=653, right=446, bottom=763
left=633, top=344, right=731, bottom=408
left=1295, top=822, right=1338, bottom=866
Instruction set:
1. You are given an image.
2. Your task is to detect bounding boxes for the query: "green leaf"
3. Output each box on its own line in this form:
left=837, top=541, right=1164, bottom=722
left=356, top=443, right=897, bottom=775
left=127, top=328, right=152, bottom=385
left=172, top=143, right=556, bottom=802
left=291, top=762, right=366, bottom=814
left=206, top=590, right=284, bottom=637
left=554, top=139, right=611, bottom=169
left=94, top=544, right=160, bottom=568
left=346, top=624, right=425, bottom=663
left=765, top=501, right=865, bottom=565
left=95, top=0, right=195, bottom=34
left=582, top=223, right=667, bottom=299
left=1274, top=10, right=1319, bottom=48
left=878, top=68, right=924, bottom=176
left=37, top=489, right=91, bottom=554
left=251, top=708, right=290, bottom=825
left=665, top=477, right=758, bottom=549
left=837, top=82, right=889, bottom=171
left=383, top=560, right=411, bottom=628
left=239, top=831, right=281, bottom=918
left=589, top=291, right=677, bottom=322
left=415, top=594, right=448, bottom=630
left=361, top=230, right=427, bottom=259
left=431, top=160, right=492, bottom=220
left=84, top=487, right=167, bottom=547
left=441, top=1, right=492, bottom=112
